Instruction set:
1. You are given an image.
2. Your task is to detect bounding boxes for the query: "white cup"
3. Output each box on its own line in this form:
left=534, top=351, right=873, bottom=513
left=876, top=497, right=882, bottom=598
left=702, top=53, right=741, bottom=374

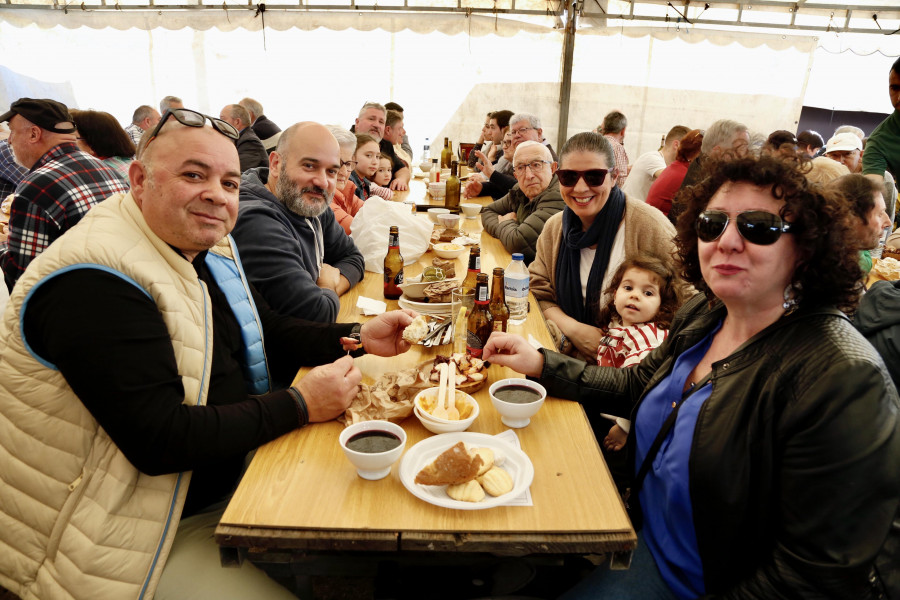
left=339, top=420, right=407, bottom=480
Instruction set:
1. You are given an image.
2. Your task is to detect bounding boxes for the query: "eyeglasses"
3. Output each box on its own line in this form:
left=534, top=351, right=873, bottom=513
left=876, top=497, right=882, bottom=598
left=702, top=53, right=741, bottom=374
left=695, top=210, right=794, bottom=246
left=143, top=108, right=239, bottom=151
left=339, top=159, right=358, bottom=171
left=555, top=169, right=610, bottom=187
left=510, top=126, right=535, bottom=137
left=513, top=160, right=550, bottom=175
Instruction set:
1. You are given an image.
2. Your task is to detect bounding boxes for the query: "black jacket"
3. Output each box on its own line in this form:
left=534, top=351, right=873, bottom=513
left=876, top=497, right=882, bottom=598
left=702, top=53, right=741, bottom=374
left=541, top=293, right=900, bottom=598
left=854, top=279, right=900, bottom=389
left=236, top=127, right=269, bottom=173
left=251, top=114, right=281, bottom=140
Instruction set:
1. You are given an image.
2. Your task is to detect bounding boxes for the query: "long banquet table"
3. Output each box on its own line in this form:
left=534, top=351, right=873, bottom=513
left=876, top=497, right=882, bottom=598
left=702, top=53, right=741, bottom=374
left=215, top=178, right=636, bottom=568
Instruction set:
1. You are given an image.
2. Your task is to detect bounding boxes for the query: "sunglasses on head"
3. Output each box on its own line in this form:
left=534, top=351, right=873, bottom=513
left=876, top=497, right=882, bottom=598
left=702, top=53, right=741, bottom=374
left=695, top=210, right=794, bottom=246
left=143, top=108, right=239, bottom=152
left=555, top=168, right=610, bottom=187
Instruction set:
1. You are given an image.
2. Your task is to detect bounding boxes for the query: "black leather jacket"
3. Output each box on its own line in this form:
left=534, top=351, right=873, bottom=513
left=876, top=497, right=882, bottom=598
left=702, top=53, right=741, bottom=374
left=541, top=293, right=900, bottom=598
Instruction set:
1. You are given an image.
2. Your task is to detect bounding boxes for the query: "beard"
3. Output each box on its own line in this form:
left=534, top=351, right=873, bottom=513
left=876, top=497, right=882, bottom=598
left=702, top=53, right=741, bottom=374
left=275, top=164, right=333, bottom=218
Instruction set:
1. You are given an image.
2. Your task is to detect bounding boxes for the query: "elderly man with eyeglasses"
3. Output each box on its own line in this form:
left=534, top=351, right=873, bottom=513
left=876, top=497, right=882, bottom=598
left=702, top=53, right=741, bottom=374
left=481, top=141, right=565, bottom=264
left=466, top=112, right=558, bottom=200
left=0, top=108, right=415, bottom=600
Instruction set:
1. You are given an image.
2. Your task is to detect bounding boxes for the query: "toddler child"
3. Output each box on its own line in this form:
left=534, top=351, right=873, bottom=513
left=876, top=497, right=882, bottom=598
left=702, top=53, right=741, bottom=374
left=372, top=154, right=393, bottom=187
left=597, top=257, right=680, bottom=451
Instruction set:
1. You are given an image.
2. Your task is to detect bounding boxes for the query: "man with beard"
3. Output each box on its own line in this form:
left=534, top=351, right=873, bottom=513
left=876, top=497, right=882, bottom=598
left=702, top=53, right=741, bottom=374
left=231, top=122, right=364, bottom=323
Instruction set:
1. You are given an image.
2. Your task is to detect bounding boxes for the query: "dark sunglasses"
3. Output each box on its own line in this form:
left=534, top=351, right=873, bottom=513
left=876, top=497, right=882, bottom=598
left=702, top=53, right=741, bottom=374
left=695, top=210, right=794, bottom=246
left=143, top=108, right=239, bottom=151
left=556, top=168, right=610, bottom=187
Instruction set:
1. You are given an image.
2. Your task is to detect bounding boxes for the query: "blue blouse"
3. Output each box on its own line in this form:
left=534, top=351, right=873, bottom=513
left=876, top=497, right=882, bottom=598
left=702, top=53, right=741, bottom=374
left=634, top=320, right=721, bottom=599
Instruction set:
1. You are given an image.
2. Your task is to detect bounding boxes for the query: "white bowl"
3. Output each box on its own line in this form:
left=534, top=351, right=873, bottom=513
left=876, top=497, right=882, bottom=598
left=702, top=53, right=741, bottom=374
left=413, top=387, right=479, bottom=433
left=339, top=420, right=407, bottom=480
left=427, top=207, right=450, bottom=223
left=432, top=242, right=466, bottom=259
left=460, top=203, right=481, bottom=218
left=488, top=379, right=546, bottom=428
left=428, top=181, right=447, bottom=201
left=437, top=213, right=461, bottom=230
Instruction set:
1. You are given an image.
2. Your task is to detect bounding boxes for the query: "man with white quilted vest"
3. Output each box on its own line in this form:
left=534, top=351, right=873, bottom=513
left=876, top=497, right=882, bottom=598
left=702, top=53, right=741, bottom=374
left=0, top=108, right=416, bottom=600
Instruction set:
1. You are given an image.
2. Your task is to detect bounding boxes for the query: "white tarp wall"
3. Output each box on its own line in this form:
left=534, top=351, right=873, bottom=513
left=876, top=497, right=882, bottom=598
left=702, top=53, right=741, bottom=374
left=0, top=9, right=893, bottom=163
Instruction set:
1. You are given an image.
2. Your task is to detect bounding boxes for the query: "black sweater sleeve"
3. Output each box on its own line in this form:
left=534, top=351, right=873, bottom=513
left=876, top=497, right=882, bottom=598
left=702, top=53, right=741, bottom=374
left=23, top=268, right=310, bottom=476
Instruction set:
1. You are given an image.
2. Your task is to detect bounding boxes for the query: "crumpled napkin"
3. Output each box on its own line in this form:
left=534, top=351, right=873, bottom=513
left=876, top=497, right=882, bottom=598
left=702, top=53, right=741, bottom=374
left=341, top=366, right=425, bottom=425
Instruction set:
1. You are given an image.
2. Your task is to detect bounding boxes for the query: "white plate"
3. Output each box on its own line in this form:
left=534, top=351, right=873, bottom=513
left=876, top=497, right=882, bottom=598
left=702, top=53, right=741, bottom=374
left=399, top=278, right=460, bottom=300
left=399, top=432, right=534, bottom=510
left=398, top=296, right=451, bottom=316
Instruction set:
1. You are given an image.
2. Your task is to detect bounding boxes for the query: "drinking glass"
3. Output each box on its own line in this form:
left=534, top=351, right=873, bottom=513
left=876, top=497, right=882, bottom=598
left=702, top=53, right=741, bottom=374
left=451, top=288, right=475, bottom=351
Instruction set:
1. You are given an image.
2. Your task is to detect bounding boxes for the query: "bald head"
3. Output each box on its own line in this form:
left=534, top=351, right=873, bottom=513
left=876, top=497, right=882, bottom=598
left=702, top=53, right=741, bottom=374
left=268, top=121, right=341, bottom=218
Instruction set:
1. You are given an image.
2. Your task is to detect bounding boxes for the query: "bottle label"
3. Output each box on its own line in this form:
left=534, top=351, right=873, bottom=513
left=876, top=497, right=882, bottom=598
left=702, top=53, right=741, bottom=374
left=476, top=288, right=489, bottom=302
left=388, top=234, right=399, bottom=247
left=384, top=270, right=404, bottom=286
left=504, top=278, right=529, bottom=299
left=466, top=331, right=484, bottom=357
left=474, top=257, right=481, bottom=270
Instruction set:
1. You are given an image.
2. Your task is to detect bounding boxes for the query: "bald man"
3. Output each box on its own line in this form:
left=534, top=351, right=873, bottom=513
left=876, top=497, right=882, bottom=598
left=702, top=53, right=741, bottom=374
left=231, top=121, right=365, bottom=323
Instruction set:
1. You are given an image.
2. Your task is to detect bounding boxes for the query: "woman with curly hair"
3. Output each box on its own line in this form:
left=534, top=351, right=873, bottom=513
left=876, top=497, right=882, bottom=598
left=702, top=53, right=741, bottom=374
left=483, top=153, right=900, bottom=599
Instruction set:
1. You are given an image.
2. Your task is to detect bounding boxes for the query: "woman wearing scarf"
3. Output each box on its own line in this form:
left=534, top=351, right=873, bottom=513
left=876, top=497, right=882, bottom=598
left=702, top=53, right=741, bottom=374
left=529, top=132, right=684, bottom=361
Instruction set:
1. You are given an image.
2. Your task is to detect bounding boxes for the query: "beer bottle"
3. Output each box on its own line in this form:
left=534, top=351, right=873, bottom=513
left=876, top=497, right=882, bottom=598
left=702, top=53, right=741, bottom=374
left=466, top=273, right=493, bottom=358
left=489, top=267, right=509, bottom=333
left=446, top=161, right=460, bottom=209
left=441, top=137, right=452, bottom=169
left=383, top=225, right=404, bottom=300
left=461, top=245, right=481, bottom=293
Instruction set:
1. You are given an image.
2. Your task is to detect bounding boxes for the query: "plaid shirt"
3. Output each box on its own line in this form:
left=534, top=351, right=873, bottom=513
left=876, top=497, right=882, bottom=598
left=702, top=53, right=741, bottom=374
left=1, top=142, right=129, bottom=289
left=124, top=122, right=144, bottom=147
left=0, top=140, right=28, bottom=200
left=604, top=134, right=629, bottom=188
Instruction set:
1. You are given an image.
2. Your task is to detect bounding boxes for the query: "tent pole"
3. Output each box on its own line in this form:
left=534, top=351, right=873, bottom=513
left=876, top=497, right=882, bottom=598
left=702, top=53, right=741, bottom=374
left=557, top=0, right=578, bottom=151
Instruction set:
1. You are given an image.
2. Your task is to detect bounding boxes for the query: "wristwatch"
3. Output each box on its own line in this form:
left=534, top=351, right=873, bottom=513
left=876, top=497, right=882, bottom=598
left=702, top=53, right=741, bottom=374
left=347, top=323, right=364, bottom=352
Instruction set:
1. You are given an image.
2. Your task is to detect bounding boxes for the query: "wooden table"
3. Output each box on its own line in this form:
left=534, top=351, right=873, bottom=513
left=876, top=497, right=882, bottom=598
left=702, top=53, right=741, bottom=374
left=216, top=177, right=635, bottom=565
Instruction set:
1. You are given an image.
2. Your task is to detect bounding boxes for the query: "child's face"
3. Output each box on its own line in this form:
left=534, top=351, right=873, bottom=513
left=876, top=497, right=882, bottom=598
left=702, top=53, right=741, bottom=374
left=373, top=157, right=393, bottom=186
left=355, top=141, right=380, bottom=179
left=613, top=267, right=662, bottom=327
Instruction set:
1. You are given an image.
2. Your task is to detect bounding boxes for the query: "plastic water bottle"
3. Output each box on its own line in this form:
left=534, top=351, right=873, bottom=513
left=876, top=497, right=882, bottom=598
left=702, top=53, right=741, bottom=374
left=505, top=253, right=529, bottom=325
left=423, top=137, right=431, bottom=155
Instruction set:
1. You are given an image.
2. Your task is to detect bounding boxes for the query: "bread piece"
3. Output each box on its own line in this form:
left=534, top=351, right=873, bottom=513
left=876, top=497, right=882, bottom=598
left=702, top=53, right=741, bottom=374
left=477, top=467, right=514, bottom=497
left=402, top=315, right=430, bottom=344
left=424, top=280, right=456, bottom=303
left=439, top=228, right=458, bottom=242
left=415, top=441, right=483, bottom=486
left=472, top=448, right=494, bottom=476
left=446, top=479, right=485, bottom=503
left=432, top=258, right=456, bottom=279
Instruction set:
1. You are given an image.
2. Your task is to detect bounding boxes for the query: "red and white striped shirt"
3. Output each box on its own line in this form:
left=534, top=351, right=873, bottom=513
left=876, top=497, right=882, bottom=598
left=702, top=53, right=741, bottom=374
left=597, top=322, right=668, bottom=369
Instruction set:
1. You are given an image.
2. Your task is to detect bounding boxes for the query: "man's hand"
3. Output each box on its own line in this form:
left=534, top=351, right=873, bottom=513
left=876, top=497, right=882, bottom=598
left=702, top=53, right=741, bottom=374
left=360, top=309, right=417, bottom=356
left=316, top=264, right=342, bottom=292
left=296, top=355, right=362, bottom=422
left=465, top=180, right=483, bottom=199
left=474, top=151, right=495, bottom=178
left=390, top=168, right=411, bottom=191
left=567, top=322, right=604, bottom=359
left=497, top=212, right=517, bottom=223
left=483, top=332, right=544, bottom=377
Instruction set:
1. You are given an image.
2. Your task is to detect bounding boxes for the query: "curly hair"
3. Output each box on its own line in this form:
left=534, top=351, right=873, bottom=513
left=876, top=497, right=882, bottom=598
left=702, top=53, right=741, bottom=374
left=598, top=256, right=682, bottom=330
left=674, top=153, right=863, bottom=313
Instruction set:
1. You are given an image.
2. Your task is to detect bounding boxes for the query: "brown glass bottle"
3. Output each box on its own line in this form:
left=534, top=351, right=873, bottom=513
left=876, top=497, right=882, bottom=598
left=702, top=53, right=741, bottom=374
left=489, top=267, right=509, bottom=333
left=460, top=245, right=481, bottom=293
left=440, top=137, right=452, bottom=169
left=466, top=273, right=493, bottom=358
left=446, top=161, right=461, bottom=209
left=383, top=225, right=404, bottom=300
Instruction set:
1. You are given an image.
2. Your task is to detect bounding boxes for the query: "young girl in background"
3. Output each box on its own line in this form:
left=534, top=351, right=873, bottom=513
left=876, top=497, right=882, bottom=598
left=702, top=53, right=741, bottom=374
left=597, top=257, right=680, bottom=451
left=351, top=134, right=393, bottom=201
left=372, top=154, right=393, bottom=187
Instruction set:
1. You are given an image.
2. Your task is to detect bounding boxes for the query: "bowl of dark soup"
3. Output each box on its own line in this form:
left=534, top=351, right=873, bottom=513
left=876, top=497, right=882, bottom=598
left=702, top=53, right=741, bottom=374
left=489, top=379, right=547, bottom=428
left=339, top=420, right=407, bottom=480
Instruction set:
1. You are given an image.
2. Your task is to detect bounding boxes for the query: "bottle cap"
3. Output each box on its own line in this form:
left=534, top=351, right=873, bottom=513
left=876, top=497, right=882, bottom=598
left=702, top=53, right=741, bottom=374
left=512, top=253, right=524, bottom=260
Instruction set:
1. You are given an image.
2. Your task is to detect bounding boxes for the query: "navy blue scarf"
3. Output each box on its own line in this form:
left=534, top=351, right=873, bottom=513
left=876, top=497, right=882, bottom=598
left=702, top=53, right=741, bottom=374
left=555, top=186, right=626, bottom=324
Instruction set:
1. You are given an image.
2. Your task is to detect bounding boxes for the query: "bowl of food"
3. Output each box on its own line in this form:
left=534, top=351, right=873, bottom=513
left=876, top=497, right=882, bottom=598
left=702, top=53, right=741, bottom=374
left=460, top=203, right=482, bottom=219
left=488, top=379, right=546, bottom=428
left=428, top=182, right=447, bottom=201
left=432, top=242, right=465, bottom=259
left=339, top=420, right=407, bottom=480
left=413, top=387, right=479, bottom=433
left=427, top=207, right=450, bottom=223
left=437, top=213, right=461, bottom=230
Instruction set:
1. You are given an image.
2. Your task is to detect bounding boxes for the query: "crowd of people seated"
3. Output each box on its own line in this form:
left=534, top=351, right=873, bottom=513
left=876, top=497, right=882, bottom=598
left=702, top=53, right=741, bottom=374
left=0, top=57, right=899, bottom=598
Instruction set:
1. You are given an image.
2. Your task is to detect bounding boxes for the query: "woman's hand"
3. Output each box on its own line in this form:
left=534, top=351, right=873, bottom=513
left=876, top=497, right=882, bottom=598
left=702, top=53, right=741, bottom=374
left=359, top=309, right=417, bottom=356
left=483, top=332, right=544, bottom=377
left=567, top=322, right=604, bottom=359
